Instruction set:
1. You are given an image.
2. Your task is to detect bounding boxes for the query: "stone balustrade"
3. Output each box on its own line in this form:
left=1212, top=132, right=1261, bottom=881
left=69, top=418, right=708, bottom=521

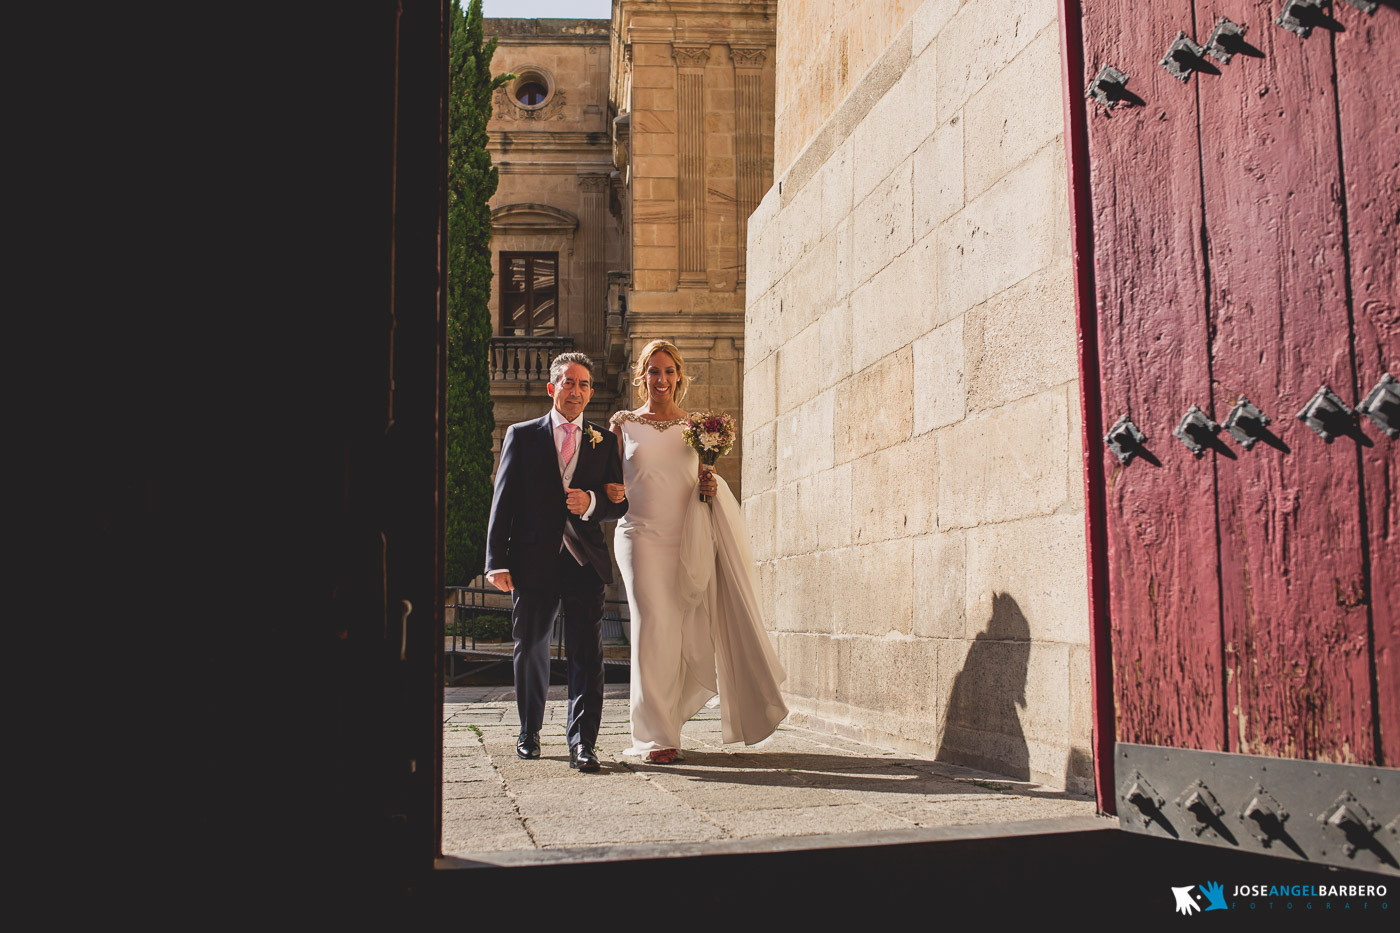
left=490, top=336, right=574, bottom=382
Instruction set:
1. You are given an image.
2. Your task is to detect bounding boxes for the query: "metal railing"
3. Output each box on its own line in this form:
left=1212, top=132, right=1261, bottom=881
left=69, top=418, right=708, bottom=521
left=445, top=578, right=628, bottom=657
left=445, top=580, right=514, bottom=652
left=490, top=336, right=574, bottom=382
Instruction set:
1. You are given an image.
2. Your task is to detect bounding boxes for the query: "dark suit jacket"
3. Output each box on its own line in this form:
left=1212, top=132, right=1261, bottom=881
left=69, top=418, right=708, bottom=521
left=485, top=412, right=627, bottom=591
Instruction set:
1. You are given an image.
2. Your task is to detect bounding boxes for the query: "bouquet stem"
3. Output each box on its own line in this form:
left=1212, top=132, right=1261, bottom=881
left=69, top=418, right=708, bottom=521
left=699, top=452, right=719, bottom=503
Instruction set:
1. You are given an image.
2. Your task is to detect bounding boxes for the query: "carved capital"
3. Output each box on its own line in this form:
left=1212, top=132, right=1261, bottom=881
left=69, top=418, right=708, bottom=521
left=671, top=44, right=710, bottom=68
left=730, top=46, right=767, bottom=68
left=577, top=174, right=611, bottom=192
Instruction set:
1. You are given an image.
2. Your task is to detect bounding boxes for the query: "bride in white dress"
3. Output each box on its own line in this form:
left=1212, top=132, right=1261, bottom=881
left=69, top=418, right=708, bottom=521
left=607, top=339, right=788, bottom=763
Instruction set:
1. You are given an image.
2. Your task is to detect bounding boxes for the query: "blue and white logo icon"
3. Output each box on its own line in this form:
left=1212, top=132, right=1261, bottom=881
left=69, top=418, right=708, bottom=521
left=1172, top=882, right=1229, bottom=915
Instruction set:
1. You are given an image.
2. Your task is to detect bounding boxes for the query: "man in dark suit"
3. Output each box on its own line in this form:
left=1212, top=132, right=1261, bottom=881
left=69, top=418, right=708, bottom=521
left=484, top=352, right=626, bottom=771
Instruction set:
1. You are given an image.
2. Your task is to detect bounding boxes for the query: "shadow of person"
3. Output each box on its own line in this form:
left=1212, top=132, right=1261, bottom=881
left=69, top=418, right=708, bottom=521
left=936, top=592, right=1032, bottom=781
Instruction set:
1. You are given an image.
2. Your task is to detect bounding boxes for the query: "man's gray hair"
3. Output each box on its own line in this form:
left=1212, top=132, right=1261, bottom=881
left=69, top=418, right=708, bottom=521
left=549, top=351, right=595, bottom=384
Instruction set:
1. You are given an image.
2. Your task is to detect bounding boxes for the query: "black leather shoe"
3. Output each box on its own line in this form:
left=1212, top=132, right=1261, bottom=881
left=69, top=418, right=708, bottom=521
left=569, top=743, right=600, bottom=772
left=516, top=732, right=541, bottom=760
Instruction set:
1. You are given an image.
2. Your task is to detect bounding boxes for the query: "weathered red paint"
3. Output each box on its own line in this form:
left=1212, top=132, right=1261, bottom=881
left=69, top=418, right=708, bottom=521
left=1197, top=1, right=1375, bottom=763
left=1079, top=0, right=1228, bottom=753
left=1075, top=1, right=1396, bottom=765
left=1336, top=10, right=1399, bottom=765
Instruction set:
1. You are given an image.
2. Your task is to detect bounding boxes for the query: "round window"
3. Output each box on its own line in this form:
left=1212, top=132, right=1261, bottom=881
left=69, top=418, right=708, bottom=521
left=510, top=69, right=553, bottom=109
left=515, top=82, right=548, bottom=106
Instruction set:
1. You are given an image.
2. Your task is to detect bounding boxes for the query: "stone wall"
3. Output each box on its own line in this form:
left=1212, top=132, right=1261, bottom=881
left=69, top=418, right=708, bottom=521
left=773, top=0, right=922, bottom=176
left=745, top=0, right=1093, bottom=791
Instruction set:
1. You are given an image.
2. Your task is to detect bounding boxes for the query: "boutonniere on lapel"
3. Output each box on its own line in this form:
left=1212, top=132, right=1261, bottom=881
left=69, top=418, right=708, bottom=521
left=586, top=426, right=603, bottom=448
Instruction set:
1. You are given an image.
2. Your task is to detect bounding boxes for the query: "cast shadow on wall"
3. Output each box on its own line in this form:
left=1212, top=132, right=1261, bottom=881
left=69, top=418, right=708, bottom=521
left=936, top=592, right=1031, bottom=781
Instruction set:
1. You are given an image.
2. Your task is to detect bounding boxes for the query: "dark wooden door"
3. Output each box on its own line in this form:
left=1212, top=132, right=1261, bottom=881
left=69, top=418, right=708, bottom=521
left=1079, top=0, right=1397, bottom=765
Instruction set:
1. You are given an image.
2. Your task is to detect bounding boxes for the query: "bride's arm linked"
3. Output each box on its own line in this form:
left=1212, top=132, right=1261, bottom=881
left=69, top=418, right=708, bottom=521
left=588, top=418, right=628, bottom=520
left=604, top=414, right=627, bottom=504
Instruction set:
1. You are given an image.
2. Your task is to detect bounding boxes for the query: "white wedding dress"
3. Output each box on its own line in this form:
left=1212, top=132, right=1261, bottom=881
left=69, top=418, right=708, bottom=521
left=611, top=411, right=788, bottom=755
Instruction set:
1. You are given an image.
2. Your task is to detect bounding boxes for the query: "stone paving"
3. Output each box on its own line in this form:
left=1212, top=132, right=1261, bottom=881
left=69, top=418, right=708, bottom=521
left=442, top=685, right=1101, bottom=863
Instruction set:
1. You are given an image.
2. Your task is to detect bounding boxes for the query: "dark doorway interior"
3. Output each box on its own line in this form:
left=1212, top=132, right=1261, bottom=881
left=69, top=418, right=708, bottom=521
left=55, top=1, right=450, bottom=917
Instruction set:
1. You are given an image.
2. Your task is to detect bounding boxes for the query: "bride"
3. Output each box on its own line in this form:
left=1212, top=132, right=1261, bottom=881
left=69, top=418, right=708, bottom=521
left=607, top=339, right=788, bottom=764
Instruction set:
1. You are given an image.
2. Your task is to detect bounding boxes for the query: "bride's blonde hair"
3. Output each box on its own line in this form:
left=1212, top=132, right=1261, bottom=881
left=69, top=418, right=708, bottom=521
left=632, top=338, right=688, bottom=404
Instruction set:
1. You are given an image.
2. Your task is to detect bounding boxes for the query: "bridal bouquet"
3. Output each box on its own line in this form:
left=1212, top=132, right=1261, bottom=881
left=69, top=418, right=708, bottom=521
left=681, top=411, right=736, bottom=503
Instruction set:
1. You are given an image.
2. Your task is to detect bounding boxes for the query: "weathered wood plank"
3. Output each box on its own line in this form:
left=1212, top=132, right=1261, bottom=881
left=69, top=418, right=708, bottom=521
left=1196, top=0, right=1373, bottom=763
left=1336, top=5, right=1400, bottom=766
left=1081, top=0, right=1226, bottom=750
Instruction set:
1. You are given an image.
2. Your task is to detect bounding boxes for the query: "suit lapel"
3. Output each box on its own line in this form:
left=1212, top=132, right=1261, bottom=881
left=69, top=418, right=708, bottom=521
left=572, top=420, right=593, bottom=483
left=535, top=414, right=558, bottom=480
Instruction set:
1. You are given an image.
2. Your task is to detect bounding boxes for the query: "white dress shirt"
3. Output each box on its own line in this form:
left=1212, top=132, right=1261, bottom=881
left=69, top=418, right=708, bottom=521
left=484, top=409, right=597, bottom=581
left=549, top=407, right=598, bottom=521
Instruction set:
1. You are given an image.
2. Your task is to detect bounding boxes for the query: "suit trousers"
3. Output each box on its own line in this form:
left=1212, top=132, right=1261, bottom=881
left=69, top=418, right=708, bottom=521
left=510, top=549, right=605, bottom=750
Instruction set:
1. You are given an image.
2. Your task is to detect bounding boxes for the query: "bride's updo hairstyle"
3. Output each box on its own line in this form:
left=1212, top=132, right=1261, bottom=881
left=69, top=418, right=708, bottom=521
left=632, top=338, right=688, bottom=405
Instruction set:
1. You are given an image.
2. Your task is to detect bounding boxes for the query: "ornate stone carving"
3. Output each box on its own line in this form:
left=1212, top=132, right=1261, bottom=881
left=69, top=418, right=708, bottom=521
left=671, top=45, right=711, bottom=68
left=577, top=174, right=611, bottom=192
left=730, top=46, right=767, bottom=68
left=493, top=86, right=568, bottom=121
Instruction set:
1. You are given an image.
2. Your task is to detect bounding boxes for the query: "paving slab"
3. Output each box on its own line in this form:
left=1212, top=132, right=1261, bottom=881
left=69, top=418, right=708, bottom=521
left=442, top=795, right=521, bottom=821
left=441, top=687, right=1097, bottom=862
left=441, top=817, right=535, bottom=853
left=704, top=803, right=915, bottom=838
left=442, top=779, right=507, bottom=800
left=442, top=763, right=495, bottom=784
left=526, top=811, right=726, bottom=847
left=898, top=792, right=1095, bottom=825
left=641, top=770, right=852, bottom=812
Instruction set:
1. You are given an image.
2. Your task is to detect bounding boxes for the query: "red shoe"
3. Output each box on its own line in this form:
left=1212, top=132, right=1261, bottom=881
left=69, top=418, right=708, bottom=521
left=645, top=748, right=677, bottom=764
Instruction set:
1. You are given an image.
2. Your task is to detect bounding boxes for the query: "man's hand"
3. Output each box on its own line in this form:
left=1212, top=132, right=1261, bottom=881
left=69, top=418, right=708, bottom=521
left=604, top=482, right=626, bottom=504
left=698, top=467, right=717, bottom=499
left=486, top=570, right=514, bottom=593
left=565, top=488, right=591, bottom=515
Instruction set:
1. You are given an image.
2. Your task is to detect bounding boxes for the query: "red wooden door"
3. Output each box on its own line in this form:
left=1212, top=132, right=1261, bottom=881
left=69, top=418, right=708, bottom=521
left=1080, top=1, right=1397, bottom=765
left=1081, top=0, right=1226, bottom=753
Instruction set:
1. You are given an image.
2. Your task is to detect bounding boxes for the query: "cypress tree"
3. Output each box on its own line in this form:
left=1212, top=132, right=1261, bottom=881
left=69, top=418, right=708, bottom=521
left=446, top=0, right=510, bottom=586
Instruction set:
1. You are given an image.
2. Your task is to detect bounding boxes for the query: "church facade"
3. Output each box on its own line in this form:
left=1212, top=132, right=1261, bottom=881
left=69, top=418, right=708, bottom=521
left=485, top=3, right=778, bottom=502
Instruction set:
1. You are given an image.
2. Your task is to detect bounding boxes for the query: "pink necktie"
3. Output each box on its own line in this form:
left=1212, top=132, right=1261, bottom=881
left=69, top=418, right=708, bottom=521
left=558, top=423, right=585, bottom=565
left=560, top=423, right=578, bottom=479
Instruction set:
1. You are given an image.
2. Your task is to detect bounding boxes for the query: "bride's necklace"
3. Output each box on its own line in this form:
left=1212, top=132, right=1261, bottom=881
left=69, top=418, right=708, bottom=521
left=613, top=409, right=688, bottom=430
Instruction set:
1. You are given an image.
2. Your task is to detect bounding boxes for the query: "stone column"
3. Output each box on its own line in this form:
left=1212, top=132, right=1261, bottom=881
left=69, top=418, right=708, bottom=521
left=577, top=173, right=611, bottom=384
left=672, top=44, right=709, bottom=286
left=731, top=46, right=766, bottom=281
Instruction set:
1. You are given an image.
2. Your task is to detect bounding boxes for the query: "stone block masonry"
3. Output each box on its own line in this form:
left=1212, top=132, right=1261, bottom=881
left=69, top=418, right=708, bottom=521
left=745, top=0, right=1090, bottom=792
